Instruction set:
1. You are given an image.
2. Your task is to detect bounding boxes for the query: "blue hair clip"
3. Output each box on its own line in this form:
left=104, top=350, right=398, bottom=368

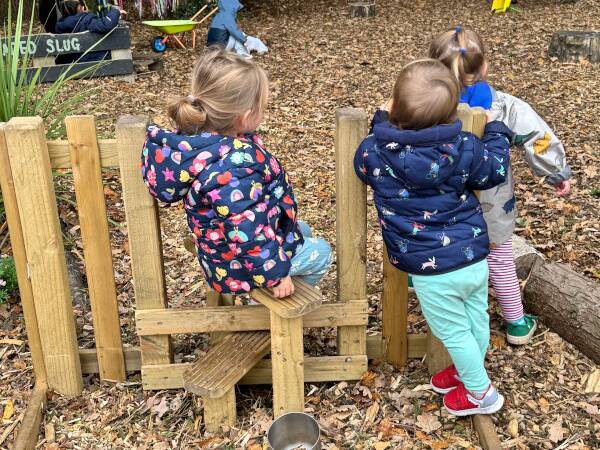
left=455, top=26, right=462, bottom=34
left=459, top=48, right=466, bottom=55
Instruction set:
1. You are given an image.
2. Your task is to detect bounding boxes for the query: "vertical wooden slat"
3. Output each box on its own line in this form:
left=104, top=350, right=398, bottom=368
left=470, top=107, right=487, bottom=138
left=13, top=382, right=47, bottom=450
left=457, top=103, right=474, bottom=132
left=203, top=388, right=236, bottom=432
left=270, top=312, right=304, bottom=417
left=335, top=108, right=368, bottom=356
left=0, top=124, right=47, bottom=385
left=66, top=115, right=125, bottom=381
left=117, top=115, right=172, bottom=366
left=382, top=248, right=408, bottom=366
left=5, top=117, right=82, bottom=395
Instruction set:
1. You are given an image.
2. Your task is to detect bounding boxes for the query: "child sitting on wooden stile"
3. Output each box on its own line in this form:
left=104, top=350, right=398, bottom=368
left=141, top=48, right=331, bottom=298
left=354, top=59, right=513, bottom=416
left=429, top=26, right=572, bottom=345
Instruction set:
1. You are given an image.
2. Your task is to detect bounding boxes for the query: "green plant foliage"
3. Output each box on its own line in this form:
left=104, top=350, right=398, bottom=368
left=0, top=0, right=102, bottom=137
left=0, top=256, right=18, bottom=303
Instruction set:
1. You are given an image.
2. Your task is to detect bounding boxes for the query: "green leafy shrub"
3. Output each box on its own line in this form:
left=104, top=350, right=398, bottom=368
left=0, top=256, right=18, bottom=303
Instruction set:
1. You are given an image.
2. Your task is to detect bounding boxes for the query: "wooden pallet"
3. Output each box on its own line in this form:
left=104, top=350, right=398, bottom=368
left=183, top=331, right=270, bottom=432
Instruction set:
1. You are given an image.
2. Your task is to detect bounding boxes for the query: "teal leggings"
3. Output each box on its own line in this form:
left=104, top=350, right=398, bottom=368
left=412, top=260, right=491, bottom=392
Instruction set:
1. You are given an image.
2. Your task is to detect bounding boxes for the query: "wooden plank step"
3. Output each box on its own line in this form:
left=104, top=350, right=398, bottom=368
left=251, top=278, right=323, bottom=318
left=183, top=331, right=270, bottom=398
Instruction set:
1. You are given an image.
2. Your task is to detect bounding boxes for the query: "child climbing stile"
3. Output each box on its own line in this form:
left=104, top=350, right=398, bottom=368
left=355, top=60, right=513, bottom=415
left=141, top=49, right=331, bottom=297
left=429, top=26, right=572, bottom=345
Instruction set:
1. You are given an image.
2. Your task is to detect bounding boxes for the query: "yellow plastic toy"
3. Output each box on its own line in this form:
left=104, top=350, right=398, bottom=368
left=491, top=0, right=512, bottom=13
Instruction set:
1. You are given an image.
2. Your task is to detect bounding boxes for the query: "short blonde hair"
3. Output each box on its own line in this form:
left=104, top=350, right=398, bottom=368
left=389, top=59, right=460, bottom=130
left=168, top=48, right=269, bottom=135
left=428, top=26, right=487, bottom=88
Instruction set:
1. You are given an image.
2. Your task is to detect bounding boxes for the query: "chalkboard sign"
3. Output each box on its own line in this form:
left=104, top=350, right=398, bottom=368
left=1, top=25, right=134, bottom=83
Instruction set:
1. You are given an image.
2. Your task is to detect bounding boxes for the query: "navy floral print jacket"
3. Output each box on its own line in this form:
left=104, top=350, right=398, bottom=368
left=354, top=110, right=513, bottom=275
left=142, top=126, right=303, bottom=294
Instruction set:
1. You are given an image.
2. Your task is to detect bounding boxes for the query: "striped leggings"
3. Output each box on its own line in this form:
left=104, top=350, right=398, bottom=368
left=487, top=239, right=525, bottom=323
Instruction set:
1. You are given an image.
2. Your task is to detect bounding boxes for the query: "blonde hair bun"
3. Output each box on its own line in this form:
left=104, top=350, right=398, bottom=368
left=168, top=48, right=269, bottom=136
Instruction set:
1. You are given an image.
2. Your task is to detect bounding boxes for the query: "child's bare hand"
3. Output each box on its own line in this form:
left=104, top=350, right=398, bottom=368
left=486, top=111, right=494, bottom=123
left=555, top=179, right=571, bottom=196
left=272, top=276, right=294, bottom=298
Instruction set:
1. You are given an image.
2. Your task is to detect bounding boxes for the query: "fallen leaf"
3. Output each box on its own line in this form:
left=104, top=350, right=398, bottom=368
left=508, top=418, right=519, bottom=438
left=363, top=401, right=380, bottom=427
left=548, top=419, right=565, bottom=443
left=490, top=334, right=506, bottom=349
left=430, top=439, right=451, bottom=449
left=416, top=413, right=442, bottom=433
left=539, top=396, right=550, bottom=413
left=361, top=371, right=377, bottom=387
left=372, top=442, right=390, bottom=450
left=2, top=400, right=14, bottom=420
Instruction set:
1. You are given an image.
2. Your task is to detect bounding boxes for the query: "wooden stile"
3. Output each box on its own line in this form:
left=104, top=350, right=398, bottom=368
left=66, top=116, right=125, bottom=382
left=335, top=108, right=368, bottom=357
left=4, top=117, right=82, bottom=395
left=382, top=249, right=409, bottom=366
left=0, top=124, right=47, bottom=385
left=117, top=115, right=172, bottom=366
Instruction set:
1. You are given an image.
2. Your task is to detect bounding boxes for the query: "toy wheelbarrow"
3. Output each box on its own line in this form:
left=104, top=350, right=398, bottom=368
left=143, top=4, right=218, bottom=52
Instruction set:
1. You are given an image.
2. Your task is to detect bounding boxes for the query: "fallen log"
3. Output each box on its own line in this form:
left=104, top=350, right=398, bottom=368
left=513, top=235, right=600, bottom=363
left=548, top=31, right=600, bottom=63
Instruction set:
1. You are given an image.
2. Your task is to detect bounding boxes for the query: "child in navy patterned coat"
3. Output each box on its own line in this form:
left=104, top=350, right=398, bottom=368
left=142, top=49, right=331, bottom=297
left=355, top=59, right=512, bottom=416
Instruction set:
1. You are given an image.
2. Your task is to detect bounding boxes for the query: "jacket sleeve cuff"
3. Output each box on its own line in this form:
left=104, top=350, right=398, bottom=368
left=484, top=120, right=514, bottom=139
left=545, top=165, right=572, bottom=185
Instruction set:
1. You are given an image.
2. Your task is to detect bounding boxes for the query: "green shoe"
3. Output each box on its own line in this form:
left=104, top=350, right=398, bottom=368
left=506, top=314, right=538, bottom=345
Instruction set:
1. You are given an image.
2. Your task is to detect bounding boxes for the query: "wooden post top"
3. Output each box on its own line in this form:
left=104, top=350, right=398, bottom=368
left=251, top=278, right=323, bottom=319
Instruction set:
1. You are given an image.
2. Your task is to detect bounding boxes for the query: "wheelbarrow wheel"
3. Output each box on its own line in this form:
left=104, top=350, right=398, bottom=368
left=152, top=36, right=167, bottom=53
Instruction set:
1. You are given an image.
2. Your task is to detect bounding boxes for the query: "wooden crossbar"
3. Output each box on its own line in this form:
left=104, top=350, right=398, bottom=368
left=183, top=331, right=271, bottom=398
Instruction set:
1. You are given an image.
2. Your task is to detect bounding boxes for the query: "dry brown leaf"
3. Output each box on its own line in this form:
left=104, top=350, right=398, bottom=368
left=539, top=397, right=550, bottom=413
left=508, top=418, right=519, bottom=438
left=430, top=439, right=451, bottom=450
left=372, top=442, right=390, bottom=450
left=490, top=334, right=506, bottom=349
left=363, top=402, right=380, bottom=427
left=2, top=400, right=14, bottom=420
left=361, top=371, right=377, bottom=388
left=416, top=413, right=442, bottom=433
left=548, top=419, right=565, bottom=443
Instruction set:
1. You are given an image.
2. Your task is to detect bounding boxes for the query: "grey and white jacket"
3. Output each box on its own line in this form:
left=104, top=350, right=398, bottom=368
left=481, top=89, right=571, bottom=246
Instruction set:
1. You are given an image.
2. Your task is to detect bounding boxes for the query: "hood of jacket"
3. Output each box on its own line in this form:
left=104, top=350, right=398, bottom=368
left=217, top=0, right=243, bottom=13
left=372, top=119, right=464, bottom=190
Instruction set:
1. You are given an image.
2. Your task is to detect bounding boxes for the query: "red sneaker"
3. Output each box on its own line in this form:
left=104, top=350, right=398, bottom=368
left=443, top=383, right=504, bottom=416
left=430, top=365, right=461, bottom=394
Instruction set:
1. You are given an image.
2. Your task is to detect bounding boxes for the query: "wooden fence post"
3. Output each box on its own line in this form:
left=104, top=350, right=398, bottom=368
left=335, top=108, right=368, bottom=357
left=5, top=117, right=82, bottom=395
left=117, top=116, right=172, bottom=366
left=382, top=248, right=408, bottom=366
left=66, top=116, right=126, bottom=381
left=0, top=124, right=47, bottom=385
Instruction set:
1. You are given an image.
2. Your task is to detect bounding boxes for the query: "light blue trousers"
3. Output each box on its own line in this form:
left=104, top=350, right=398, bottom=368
left=289, top=221, right=332, bottom=286
left=412, top=260, right=491, bottom=392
